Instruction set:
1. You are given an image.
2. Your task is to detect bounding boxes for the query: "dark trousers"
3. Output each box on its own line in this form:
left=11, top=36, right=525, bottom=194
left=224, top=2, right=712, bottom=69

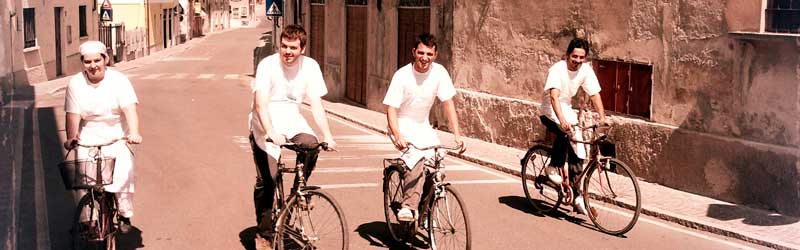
left=249, top=132, right=320, bottom=236
left=539, top=116, right=583, bottom=189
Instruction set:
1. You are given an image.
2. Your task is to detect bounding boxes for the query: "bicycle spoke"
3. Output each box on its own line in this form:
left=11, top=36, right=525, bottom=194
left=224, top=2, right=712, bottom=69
left=277, top=191, right=346, bottom=250
left=583, top=159, right=641, bottom=235
left=429, top=187, right=470, bottom=250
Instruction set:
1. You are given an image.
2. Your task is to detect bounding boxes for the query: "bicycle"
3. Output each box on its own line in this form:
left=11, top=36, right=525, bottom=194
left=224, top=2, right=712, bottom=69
left=383, top=143, right=472, bottom=249
left=269, top=142, right=349, bottom=250
left=59, top=137, right=130, bottom=250
left=520, top=124, right=642, bottom=235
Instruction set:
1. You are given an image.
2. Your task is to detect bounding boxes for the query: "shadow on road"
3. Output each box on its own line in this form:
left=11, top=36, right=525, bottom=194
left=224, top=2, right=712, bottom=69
left=498, top=196, right=617, bottom=236
left=239, top=226, right=260, bottom=250
left=355, top=221, right=428, bottom=249
left=115, top=226, right=144, bottom=250
left=707, top=204, right=800, bottom=226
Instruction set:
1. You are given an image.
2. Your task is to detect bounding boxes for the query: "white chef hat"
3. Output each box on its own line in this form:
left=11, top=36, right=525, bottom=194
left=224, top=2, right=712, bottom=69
left=79, top=41, right=108, bottom=59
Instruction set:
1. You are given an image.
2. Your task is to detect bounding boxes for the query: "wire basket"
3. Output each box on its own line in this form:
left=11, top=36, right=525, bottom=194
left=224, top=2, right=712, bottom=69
left=58, top=157, right=116, bottom=190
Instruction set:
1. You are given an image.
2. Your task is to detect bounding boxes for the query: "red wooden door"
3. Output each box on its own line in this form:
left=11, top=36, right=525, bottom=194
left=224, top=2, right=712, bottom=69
left=397, top=7, right=430, bottom=68
left=345, top=5, right=367, bottom=105
left=310, top=3, right=325, bottom=72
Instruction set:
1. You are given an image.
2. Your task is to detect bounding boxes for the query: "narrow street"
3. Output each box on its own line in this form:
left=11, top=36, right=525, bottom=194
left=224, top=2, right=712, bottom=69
left=27, top=27, right=767, bottom=249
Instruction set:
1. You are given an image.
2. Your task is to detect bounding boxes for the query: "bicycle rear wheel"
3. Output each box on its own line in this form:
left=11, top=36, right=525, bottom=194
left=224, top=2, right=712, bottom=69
left=383, top=166, right=415, bottom=242
left=73, top=191, right=116, bottom=250
left=427, top=185, right=471, bottom=250
left=582, top=158, right=641, bottom=235
left=520, top=144, right=563, bottom=213
left=274, top=190, right=348, bottom=250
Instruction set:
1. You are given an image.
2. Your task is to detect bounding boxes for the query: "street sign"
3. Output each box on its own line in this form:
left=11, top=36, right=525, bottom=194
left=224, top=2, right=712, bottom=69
left=100, top=0, right=113, bottom=22
left=265, top=0, right=283, bottom=17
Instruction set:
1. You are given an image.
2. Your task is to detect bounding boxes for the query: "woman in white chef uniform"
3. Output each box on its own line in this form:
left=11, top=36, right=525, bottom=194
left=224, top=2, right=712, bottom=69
left=64, top=41, right=142, bottom=232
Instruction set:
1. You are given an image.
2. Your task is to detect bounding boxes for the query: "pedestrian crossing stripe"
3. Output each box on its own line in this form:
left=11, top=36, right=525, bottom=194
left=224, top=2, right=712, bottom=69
left=101, top=11, right=111, bottom=21
left=267, top=2, right=281, bottom=16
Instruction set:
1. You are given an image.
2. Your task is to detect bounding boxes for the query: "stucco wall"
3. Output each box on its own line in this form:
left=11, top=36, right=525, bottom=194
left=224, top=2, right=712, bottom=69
left=451, top=0, right=800, bottom=215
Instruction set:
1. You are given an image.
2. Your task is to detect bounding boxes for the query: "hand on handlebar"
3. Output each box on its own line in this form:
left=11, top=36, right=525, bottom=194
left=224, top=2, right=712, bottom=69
left=454, top=139, right=466, bottom=155
left=64, top=138, right=80, bottom=150
left=267, top=132, right=287, bottom=146
left=126, top=133, right=143, bottom=144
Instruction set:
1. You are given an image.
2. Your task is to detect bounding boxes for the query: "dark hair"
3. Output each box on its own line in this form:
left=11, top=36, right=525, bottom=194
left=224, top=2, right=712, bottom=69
left=281, top=24, right=308, bottom=48
left=414, top=33, right=437, bottom=51
left=566, top=38, right=590, bottom=56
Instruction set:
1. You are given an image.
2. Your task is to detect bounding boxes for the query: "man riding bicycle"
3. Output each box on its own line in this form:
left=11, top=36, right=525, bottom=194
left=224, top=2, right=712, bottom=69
left=248, top=24, right=337, bottom=249
left=383, top=33, right=466, bottom=222
left=539, top=38, right=606, bottom=214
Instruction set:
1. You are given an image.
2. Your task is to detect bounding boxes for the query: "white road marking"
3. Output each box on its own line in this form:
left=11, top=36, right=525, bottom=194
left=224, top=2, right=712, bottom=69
left=169, top=73, right=189, bottom=79
left=197, top=74, right=214, bottom=79
left=224, top=74, right=240, bottom=80
left=317, top=154, right=399, bottom=160
left=161, top=56, right=211, bottom=61
left=126, top=73, right=140, bottom=78
left=141, top=73, right=165, bottom=79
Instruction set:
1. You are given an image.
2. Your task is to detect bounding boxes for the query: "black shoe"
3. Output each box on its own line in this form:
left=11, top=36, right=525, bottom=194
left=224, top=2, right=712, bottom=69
left=118, top=216, right=132, bottom=234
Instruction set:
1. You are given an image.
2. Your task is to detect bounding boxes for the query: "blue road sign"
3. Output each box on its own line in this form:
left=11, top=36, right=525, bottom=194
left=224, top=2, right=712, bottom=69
left=265, top=0, right=284, bottom=17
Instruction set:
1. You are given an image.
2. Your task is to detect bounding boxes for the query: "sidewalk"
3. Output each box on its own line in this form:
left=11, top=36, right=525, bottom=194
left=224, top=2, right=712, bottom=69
left=319, top=100, right=800, bottom=250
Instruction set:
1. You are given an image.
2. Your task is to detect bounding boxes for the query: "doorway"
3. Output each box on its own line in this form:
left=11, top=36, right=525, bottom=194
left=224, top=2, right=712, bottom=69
left=345, top=3, right=367, bottom=105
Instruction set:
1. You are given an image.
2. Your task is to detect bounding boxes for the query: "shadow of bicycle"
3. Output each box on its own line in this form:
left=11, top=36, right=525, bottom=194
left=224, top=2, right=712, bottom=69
left=356, top=221, right=430, bottom=249
left=498, top=195, right=623, bottom=237
left=114, top=226, right=144, bottom=250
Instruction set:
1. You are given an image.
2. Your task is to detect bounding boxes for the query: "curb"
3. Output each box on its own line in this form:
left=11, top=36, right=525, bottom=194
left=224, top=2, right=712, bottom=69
left=321, top=105, right=795, bottom=250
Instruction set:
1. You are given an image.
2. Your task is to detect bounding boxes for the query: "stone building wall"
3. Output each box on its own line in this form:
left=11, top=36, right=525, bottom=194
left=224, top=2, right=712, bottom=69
left=286, top=0, right=800, bottom=215
left=449, top=0, right=800, bottom=215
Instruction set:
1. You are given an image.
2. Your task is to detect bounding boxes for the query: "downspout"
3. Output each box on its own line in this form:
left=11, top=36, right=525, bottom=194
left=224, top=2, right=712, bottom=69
left=7, top=0, right=16, bottom=102
left=145, top=0, right=150, bottom=55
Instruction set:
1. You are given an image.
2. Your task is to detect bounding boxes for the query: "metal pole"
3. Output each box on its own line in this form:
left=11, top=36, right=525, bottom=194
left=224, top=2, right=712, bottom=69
left=272, top=17, right=278, bottom=52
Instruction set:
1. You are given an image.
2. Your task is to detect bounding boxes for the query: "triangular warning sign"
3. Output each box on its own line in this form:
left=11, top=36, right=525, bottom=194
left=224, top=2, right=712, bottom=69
left=101, top=11, right=111, bottom=21
left=101, top=0, right=112, bottom=9
left=267, top=2, right=281, bottom=16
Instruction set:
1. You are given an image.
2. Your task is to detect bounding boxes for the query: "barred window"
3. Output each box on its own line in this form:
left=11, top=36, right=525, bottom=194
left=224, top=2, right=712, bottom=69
left=346, top=0, right=366, bottom=6
left=311, top=0, right=325, bottom=4
left=79, top=5, right=88, bottom=37
left=23, top=8, right=36, bottom=48
left=766, top=0, right=800, bottom=33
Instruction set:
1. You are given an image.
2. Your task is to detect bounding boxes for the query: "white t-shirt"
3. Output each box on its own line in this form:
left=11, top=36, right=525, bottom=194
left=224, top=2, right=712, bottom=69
left=64, top=68, right=138, bottom=193
left=539, top=60, right=601, bottom=125
left=249, top=54, right=327, bottom=157
left=383, top=62, right=456, bottom=167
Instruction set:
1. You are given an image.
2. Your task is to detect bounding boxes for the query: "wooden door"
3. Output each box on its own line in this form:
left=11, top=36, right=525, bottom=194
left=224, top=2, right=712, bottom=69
left=345, top=5, right=367, bottom=105
left=397, top=7, right=430, bottom=68
left=310, top=3, right=325, bottom=72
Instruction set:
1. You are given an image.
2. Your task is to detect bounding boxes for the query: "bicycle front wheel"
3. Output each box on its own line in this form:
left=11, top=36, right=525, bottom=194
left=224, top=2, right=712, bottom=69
left=274, top=190, right=348, bottom=250
left=428, top=185, right=471, bottom=250
left=72, top=191, right=117, bottom=250
left=383, top=166, right=414, bottom=242
left=521, top=144, right=563, bottom=214
left=582, top=158, right=641, bottom=235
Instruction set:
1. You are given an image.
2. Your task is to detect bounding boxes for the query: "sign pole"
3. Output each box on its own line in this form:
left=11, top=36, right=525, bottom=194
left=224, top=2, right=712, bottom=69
left=273, top=17, right=278, bottom=52
left=265, top=0, right=283, bottom=52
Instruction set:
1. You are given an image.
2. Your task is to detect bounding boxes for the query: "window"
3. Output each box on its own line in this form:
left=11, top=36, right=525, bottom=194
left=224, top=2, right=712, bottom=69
left=765, top=0, right=800, bottom=33
left=592, top=60, right=653, bottom=119
left=23, top=8, right=36, bottom=48
left=79, top=5, right=88, bottom=37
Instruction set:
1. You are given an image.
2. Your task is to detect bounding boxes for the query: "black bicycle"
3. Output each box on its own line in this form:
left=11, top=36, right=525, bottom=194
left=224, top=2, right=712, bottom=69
left=520, top=124, right=641, bottom=235
left=60, top=138, right=130, bottom=250
left=270, top=142, right=348, bottom=250
left=383, top=143, right=472, bottom=250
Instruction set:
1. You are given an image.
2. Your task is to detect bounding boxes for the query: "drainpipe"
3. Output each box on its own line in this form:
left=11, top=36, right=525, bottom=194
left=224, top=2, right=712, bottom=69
left=6, top=0, right=16, bottom=102
left=145, top=0, right=150, bottom=55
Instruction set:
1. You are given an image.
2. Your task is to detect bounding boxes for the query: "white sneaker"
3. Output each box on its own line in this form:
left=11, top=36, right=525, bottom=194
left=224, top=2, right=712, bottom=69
left=573, top=196, right=588, bottom=215
left=545, top=166, right=563, bottom=185
left=397, top=207, right=415, bottom=222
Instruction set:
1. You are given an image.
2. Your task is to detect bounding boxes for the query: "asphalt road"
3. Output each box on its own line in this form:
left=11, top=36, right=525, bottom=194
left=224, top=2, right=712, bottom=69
left=28, top=27, right=768, bottom=250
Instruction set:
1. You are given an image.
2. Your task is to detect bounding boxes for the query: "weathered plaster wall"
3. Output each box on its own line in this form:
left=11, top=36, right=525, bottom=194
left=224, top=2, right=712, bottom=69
left=450, top=0, right=800, bottom=215
left=364, top=0, right=397, bottom=112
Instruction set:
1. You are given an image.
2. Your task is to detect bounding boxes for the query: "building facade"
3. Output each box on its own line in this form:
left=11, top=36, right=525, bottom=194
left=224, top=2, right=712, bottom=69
left=230, top=0, right=255, bottom=28
left=107, top=0, right=182, bottom=60
left=4, top=0, right=101, bottom=85
left=292, top=0, right=800, bottom=216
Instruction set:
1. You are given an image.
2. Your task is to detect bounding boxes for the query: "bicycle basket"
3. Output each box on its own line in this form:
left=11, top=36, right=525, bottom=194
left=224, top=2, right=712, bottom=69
left=58, top=157, right=116, bottom=190
left=598, top=137, right=616, bottom=157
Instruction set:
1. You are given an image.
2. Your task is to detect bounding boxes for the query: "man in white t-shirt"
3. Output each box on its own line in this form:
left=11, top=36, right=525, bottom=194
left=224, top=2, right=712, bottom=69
left=248, top=24, right=337, bottom=247
left=383, top=33, right=466, bottom=222
left=538, top=38, right=606, bottom=214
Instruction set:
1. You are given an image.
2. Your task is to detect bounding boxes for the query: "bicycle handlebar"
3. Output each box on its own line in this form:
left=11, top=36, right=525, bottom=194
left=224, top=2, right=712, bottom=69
left=73, top=137, right=128, bottom=148
left=405, top=142, right=464, bottom=152
left=280, top=142, right=334, bottom=152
